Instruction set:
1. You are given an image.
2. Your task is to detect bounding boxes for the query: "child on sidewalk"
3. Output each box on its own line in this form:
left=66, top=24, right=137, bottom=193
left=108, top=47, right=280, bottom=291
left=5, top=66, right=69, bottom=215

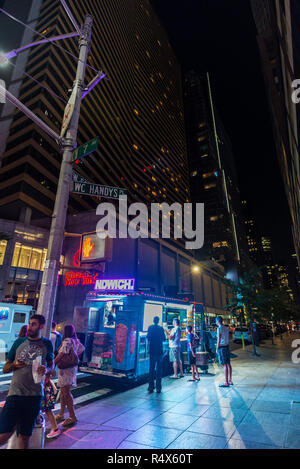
left=186, top=325, right=200, bottom=381
left=42, top=370, right=61, bottom=439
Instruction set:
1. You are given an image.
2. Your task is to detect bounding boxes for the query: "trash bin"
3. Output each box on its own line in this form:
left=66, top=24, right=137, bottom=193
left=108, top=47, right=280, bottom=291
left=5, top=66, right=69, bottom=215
left=6, top=412, right=45, bottom=449
left=196, top=351, right=209, bottom=373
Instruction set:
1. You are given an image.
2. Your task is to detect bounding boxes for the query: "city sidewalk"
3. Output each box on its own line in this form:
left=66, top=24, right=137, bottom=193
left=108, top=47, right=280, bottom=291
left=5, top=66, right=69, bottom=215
left=42, top=333, right=300, bottom=450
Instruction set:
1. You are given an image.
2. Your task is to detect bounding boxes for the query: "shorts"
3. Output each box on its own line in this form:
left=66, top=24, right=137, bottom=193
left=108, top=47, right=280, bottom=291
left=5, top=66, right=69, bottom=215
left=218, top=345, right=231, bottom=365
left=0, top=395, right=42, bottom=437
left=188, top=350, right=196, bottom=366
left=169, top=347, right=181, bottom=363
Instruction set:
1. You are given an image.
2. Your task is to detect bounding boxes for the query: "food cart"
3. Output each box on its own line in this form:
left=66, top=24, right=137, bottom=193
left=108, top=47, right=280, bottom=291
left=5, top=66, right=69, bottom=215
left=73, top=277, right=204, bottom=382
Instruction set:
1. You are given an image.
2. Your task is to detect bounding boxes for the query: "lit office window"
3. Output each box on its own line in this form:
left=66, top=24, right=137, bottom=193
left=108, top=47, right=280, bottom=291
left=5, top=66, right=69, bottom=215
left=0, top=240, right=7, bottom=265
left=11, top=243, right=48, bottom=271
left=204, top=183, right=217, bottom=190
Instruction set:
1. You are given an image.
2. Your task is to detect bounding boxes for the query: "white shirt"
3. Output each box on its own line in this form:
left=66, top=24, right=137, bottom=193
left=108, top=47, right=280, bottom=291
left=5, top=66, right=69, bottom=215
left=217, top=325, right=229, bottom=346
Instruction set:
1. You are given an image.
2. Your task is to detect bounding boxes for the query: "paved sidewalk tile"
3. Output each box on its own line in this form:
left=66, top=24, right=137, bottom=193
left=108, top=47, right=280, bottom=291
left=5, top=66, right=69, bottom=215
left=167, top=431, right=227, bottom=449
left=169, top=402, right=210, bottom=417
left=250, top=400, right=292, bottom=414
left=124, top=424, right=182, bottom=448
left=187, top=417, right=237, bottom=439
left=75, top=404, right=132, bottom=425
left=285, top=428, right=300, bottom=449
left=201, top=406, right=248, bottom=424
left=231, top=422, right=288, bottom=447
left=65, top=427, right=132, bottom=450
left=101, top=407, right=162, bottom=431
left=149, top=412, right=199, bottom=431
left=225, top=439, right=279, bottom=449
left=242, top=410, right=290, bottom=426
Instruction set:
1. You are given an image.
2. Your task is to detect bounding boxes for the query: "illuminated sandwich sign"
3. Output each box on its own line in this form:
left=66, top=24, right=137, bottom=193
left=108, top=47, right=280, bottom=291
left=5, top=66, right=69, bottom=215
left=94, top=278, right=135, bottom=292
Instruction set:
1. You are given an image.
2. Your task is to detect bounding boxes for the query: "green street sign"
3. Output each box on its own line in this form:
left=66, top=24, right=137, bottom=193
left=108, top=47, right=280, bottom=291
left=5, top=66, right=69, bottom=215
left=71, top=180, right=127, bottom=200
left=73, top=137, right=99, bottom=162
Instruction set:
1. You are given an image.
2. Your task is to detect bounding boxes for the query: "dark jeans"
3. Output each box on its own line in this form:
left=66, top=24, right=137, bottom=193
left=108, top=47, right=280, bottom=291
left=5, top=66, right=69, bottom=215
left=149, top=354, right=163, bottom=392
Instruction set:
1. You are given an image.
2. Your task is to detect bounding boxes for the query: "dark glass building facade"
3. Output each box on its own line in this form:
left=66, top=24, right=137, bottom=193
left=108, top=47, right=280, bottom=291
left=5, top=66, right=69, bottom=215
left=0, top=0, right=190, bottom=221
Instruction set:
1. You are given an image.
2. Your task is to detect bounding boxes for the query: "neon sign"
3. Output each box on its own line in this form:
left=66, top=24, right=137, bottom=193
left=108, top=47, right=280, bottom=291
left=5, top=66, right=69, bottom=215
left=94, top=278, right=135, bottom=292
left=65, top=271, right=99, bottom=287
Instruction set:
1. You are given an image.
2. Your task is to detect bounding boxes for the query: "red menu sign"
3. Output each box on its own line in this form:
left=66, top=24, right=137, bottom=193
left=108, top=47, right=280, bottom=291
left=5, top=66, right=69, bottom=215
left=65, top=271, right=99, bottom=287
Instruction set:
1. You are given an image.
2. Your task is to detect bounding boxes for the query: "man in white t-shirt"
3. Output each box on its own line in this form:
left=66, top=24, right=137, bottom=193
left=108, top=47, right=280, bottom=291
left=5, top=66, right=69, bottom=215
left=216, top=316, right=233, bottom=388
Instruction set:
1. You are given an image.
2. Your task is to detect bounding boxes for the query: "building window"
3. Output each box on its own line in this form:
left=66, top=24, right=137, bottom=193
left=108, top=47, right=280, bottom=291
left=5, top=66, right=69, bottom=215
left=204, top=183, right=217, bottom=190
left=0, top=240, right=7, bottom=266
left=213, top=241, right=229, bottom=248
left=11, top=243, right=47, bottom=271
left=203, top=172, right=215, bottom=179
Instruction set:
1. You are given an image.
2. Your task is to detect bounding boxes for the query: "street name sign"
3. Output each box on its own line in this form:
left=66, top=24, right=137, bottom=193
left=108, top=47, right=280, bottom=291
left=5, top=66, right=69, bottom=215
left=73, top=137, right=99, bottom=161
left=71, top=180, right=127, bottom=200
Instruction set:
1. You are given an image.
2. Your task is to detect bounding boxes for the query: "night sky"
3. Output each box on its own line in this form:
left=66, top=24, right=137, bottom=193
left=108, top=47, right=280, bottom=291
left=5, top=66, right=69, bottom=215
left=152, top=0, right=294, bottom=265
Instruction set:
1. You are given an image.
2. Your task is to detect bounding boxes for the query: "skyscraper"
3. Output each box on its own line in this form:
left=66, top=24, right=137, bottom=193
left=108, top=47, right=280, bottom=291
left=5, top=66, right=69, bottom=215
left=0, top=0, right=190, bottom=222
left=251, top=0, right=300, bottom=268
left=241, top=199, right=263, bottom=267
left=184, top=70, right=249, bottom=278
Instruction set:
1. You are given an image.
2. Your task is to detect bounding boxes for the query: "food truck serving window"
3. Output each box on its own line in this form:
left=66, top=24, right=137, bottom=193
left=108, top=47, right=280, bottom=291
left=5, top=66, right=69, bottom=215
left=143, top=303, right=163, bottom=331
left=13, top=313, right=26, bottom=323
left=103, top=300, right=123, bottom=328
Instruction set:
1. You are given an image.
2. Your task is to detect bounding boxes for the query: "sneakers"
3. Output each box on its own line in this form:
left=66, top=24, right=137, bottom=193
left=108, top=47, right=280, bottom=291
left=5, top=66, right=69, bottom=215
left=46, top=428, right=61, bottom=439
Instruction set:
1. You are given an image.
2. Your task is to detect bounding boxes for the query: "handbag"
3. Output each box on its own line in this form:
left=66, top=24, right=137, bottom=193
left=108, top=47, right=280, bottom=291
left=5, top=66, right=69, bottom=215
left=57, top=339, right=79, bottom=369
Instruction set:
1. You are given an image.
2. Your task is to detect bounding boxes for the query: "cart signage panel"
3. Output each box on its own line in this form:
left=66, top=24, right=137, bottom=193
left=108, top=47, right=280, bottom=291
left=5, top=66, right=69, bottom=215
left=94, top=278, right=135, bottom=292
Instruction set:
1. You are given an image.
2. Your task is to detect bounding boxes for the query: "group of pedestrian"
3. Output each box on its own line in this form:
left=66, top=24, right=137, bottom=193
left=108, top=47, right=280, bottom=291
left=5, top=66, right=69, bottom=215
left=146, top=315, right=233, bottom=392
left=0, top=317, right=85, bottom=449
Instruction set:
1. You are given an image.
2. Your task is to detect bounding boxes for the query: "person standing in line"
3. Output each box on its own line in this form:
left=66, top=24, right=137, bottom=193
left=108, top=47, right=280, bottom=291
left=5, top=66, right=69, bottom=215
left=54, top=325, right=85, bottom=428
left=18, top=325, right=28, bottom=338
left=51, top=321, right=62, bottom=358
left=0, top=314, right=54, bottom=449
left=147, top=316, right=166, bottom=394
left=165, top=318, right=184, bottom=379
left=216, top=316, right=233, bottom=388
left=186, top=325, right=200, bottom=381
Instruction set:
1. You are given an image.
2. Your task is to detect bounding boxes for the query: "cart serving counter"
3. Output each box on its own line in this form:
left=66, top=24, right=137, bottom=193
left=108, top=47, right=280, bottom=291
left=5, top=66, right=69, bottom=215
left=73, top=277, right=203, bottom=381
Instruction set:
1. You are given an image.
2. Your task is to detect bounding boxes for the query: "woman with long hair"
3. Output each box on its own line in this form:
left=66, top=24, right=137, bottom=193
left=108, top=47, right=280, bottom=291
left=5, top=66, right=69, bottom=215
left=54, top=324, right=85, bottom=427
left=18, top=325, right=28, bottom=338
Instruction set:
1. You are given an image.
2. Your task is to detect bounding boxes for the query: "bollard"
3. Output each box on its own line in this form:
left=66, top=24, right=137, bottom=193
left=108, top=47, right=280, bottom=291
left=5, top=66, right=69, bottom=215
left=241, top=332, right=245, bottom=350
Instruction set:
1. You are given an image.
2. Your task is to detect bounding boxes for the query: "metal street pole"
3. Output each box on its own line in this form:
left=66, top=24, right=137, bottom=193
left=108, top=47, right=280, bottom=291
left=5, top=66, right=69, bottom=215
left=37, top=14, right=93, bottom=338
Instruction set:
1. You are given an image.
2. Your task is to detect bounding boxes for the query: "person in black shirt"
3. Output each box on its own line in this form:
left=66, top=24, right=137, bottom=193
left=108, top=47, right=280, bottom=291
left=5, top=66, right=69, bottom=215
left=147, top=316, right=166, bottom=393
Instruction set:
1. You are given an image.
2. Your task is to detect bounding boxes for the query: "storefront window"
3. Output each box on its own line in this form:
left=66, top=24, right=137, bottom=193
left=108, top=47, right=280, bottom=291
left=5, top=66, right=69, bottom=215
left=11, top=244, right=47, bottom=271
left=11, top=243, right=21, bottom=267
left=30, top=248, right=43, bottom=270
left=0, top=240, right=7, bottom=265
left=19, top=246, right=32, bottom=268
